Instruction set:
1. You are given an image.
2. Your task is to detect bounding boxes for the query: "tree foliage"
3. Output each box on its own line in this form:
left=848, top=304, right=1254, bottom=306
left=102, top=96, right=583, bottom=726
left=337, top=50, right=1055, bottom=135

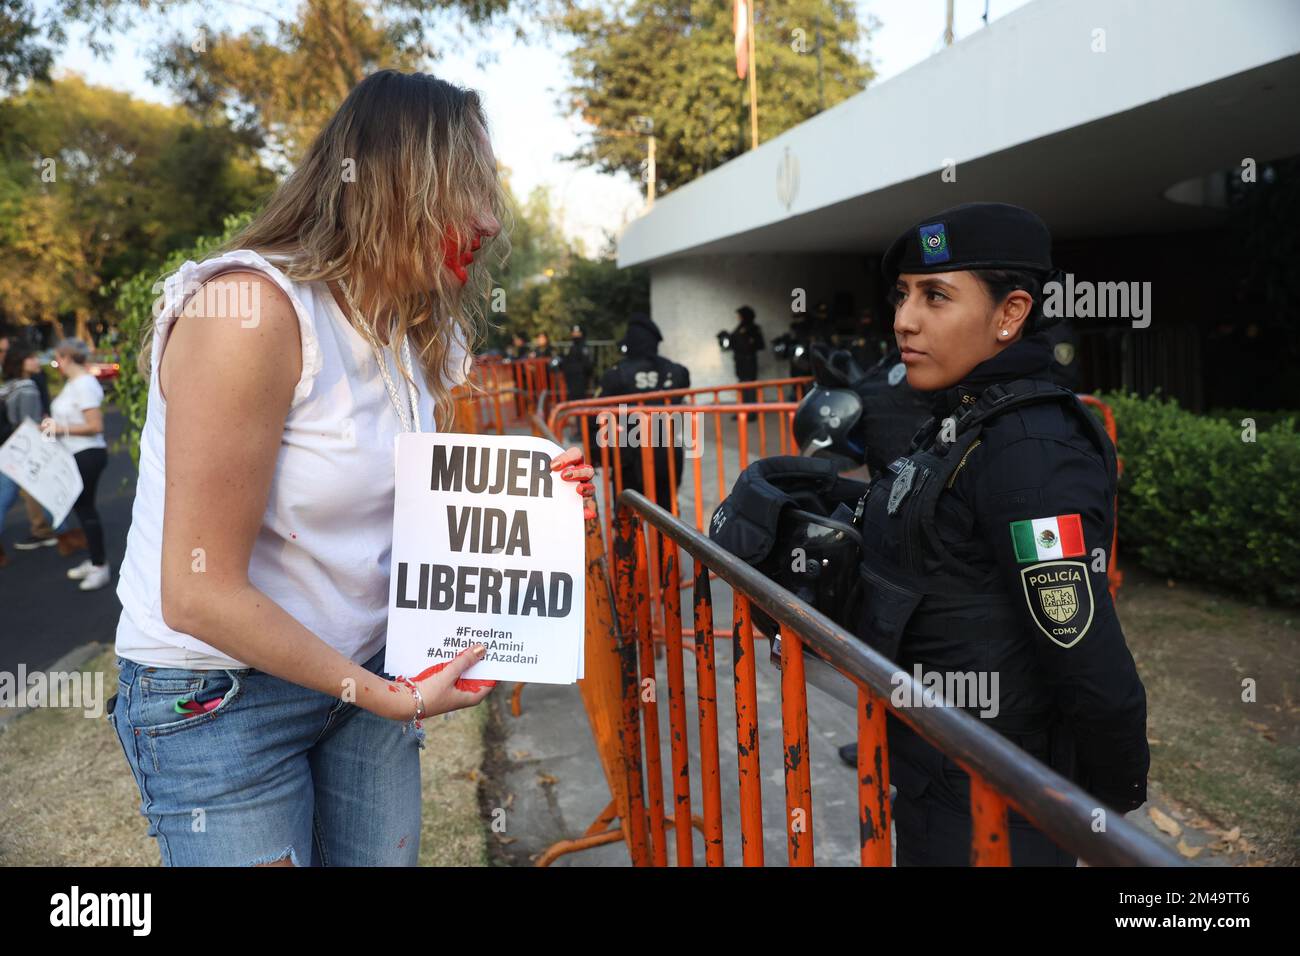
left=0, top=75, right=273, bottom=334
left=49, top=0, right=525, bottom=163
left=556, top=0, right=873, bottom=191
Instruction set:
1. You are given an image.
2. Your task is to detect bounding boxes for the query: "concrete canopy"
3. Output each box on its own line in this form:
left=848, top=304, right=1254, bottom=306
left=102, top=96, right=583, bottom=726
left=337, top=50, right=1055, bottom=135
left=617, top=0, right=1300, bottom=267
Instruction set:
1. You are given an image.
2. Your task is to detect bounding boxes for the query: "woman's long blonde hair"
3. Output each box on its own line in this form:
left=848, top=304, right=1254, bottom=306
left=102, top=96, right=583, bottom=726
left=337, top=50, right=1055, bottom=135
left=150, top=70, right=510, bottom=430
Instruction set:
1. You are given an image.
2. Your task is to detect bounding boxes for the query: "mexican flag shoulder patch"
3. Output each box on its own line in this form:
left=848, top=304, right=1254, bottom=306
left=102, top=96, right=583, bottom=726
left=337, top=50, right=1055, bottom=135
left=1010, top=513, right=1085, bottom=563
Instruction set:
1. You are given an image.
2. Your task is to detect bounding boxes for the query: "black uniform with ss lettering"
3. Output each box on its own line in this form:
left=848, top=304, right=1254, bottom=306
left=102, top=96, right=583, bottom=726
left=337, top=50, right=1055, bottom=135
left=597, top=312, right=691, bottom=512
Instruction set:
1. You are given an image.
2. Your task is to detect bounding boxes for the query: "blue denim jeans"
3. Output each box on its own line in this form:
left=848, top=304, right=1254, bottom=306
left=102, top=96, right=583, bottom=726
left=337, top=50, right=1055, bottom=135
left=0, top=471, right=62, bottom=538
left=108, top=646, right=425, bottom=866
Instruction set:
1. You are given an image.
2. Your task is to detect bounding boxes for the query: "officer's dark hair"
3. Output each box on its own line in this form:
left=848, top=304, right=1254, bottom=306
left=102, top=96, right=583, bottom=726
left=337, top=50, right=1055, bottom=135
left=970, top=268, right=1048, bottom=332
left=736, top=305, right=755, bottom=322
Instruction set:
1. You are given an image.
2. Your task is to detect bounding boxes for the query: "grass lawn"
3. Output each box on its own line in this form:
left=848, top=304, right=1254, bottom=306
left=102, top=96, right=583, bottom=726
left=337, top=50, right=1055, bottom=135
left=0, top=648, right=489, bottom=866
left=1118, top=566, right=1300, bottom=864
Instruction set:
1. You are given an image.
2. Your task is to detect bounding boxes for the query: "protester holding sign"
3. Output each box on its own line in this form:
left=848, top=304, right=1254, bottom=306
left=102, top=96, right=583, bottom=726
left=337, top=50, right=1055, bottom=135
left=43, top=338, right=112, bottom=590
left=107, top=70, right=596, bottom=868
left=0, top=346, right=49, bottom=564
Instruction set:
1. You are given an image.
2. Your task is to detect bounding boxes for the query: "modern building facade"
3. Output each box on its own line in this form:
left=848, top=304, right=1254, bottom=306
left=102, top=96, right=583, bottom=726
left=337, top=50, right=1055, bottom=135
left=617, top=0, right=1300, bottom=411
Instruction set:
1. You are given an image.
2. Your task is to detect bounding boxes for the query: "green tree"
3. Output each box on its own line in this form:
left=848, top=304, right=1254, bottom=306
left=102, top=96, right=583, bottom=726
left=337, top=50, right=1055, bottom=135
left=0, top=0, right=54, bottom=90
left=0, top=75, right=273, bottom=335
left=486, top=178, right=575, bottom=347
left=50, top=0, right=524, bottom=163
left=530, top=254, right=648, bottom=344
left=557, top=0, right=873, bottom=191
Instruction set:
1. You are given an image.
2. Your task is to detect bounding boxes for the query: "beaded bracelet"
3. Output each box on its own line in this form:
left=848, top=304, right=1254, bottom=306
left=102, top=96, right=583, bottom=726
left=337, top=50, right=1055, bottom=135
left=392, top=676, right=425, bottom=730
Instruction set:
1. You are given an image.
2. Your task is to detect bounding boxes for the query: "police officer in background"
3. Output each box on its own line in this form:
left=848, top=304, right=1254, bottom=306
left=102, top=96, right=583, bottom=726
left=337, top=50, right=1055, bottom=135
left=712, top=202, right=1149, bottom=866
left=597, top=311, right=691, bottom=512
left=558, top=323, right=594, bottom=401
left=726, top=305, right=765, bottom=405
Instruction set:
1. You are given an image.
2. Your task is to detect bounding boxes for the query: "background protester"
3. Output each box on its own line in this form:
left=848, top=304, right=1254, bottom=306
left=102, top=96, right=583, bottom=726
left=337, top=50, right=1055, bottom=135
left=0, top=332, right=64, bottom=551
left=45, top=338, right=112, bottom=590
left=0, top=346, right=51, bottom=565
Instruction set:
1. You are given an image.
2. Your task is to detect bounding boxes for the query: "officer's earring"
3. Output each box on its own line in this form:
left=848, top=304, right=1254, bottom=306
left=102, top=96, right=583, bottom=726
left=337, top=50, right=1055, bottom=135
left=1000, top=329, right=1009, bottom=336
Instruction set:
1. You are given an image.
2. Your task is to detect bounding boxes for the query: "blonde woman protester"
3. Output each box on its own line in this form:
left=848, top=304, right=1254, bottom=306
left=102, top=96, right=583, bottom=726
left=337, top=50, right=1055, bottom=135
left=108, top=70, right=597, bottom=867
left=43, top=338, right=111, bottom=590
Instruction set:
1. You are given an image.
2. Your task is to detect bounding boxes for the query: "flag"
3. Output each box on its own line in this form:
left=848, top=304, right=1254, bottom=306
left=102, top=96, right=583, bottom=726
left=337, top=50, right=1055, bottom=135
left=734, top=0, right=749, bottom=79
left=1010, top=514, right=1086, bottom=563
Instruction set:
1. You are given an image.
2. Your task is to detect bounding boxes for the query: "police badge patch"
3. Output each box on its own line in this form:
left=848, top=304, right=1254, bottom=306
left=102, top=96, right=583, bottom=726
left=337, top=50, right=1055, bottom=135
left=1020, top=560, right=1094, bottom=648
left=887, top=460, right=916, bottom=515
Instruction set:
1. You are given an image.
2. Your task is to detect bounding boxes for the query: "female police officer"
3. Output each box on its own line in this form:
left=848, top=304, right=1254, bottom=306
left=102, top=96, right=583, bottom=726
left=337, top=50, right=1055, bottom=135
left=712, top=202, right=1149, bottom=866
left=858, top=201, right=1149, bottom=865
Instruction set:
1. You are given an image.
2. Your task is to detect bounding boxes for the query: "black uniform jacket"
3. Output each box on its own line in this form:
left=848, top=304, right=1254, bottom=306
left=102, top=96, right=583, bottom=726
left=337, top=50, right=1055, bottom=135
left=861, top=333, right=1149, bottom=812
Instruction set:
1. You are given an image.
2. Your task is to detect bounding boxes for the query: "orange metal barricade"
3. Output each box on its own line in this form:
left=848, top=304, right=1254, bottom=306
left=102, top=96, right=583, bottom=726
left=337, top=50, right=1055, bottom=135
left=514, top=395, right=1159, bottom=868
left=546, top=377, right=811, bottom=628
left=599, top=489, right=1179, bottom=868
left=524, top=394, right=1162, bottom=867
left=449, top=356, right=560, bottom=435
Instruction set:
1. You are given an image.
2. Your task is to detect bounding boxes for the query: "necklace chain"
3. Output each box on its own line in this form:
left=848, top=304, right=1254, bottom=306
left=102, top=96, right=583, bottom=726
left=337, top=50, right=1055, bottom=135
left=338, top=279, right=421, bottom=433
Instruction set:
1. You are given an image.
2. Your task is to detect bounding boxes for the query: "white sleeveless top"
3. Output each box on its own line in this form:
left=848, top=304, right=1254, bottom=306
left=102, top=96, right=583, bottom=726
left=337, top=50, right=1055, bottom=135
left=114, top=249, right=469, bottom=669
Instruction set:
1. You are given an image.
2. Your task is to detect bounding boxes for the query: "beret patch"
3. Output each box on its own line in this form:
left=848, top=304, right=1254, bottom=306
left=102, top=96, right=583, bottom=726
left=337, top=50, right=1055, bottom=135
left=919, top=222, right=950, bottom=265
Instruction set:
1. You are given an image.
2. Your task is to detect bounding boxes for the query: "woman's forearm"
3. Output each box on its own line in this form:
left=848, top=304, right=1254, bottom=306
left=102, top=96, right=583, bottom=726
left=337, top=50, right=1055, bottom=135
left=169, top=582, right=413, bottom=721
left=55, top=422, right=102, bottom=437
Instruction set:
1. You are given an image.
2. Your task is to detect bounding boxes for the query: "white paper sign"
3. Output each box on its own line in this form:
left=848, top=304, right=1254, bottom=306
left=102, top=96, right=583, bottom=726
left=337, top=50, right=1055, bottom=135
left=0, top=420, right=83, bottom=527
left=384, top=432, right=586, bottom=684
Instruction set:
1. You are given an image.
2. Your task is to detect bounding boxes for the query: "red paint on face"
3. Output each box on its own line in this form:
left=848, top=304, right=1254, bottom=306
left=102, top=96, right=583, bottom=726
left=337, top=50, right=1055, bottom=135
left=442, top=230, right=470, bottom=285
left=443, top=227, right=487, bottom=286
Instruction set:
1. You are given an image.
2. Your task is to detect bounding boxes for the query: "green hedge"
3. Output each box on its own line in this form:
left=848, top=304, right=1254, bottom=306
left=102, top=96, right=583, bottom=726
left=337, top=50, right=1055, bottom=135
left=111, top=213, right=251, bottom=466
left=1098, top=391, right=1300, bottom=605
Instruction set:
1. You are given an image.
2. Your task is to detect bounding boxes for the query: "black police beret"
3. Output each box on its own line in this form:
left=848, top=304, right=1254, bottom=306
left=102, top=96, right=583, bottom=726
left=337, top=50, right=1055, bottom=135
left=882, top=202, right=1053, bottom=282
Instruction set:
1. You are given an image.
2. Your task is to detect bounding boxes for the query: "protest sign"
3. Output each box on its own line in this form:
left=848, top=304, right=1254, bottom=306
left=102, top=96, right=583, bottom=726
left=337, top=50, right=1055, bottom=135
left=384, top=432, right=586, bottom=684
left=0, top=420, right=83, bottom=527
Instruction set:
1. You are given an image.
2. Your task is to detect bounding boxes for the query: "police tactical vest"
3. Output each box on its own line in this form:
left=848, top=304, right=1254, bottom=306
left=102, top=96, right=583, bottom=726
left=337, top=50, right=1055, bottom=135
left=855, top=377, right=1117, bottom=732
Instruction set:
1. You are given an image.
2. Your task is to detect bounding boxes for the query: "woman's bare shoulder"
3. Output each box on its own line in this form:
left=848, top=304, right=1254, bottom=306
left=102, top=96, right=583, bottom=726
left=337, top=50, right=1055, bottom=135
left=159, top=267, right=303, bottom=405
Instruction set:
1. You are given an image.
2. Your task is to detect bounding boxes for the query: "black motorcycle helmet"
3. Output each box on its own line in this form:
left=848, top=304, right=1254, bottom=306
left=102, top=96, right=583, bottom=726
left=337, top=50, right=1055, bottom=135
left=792, top=346, right=869, bottom=469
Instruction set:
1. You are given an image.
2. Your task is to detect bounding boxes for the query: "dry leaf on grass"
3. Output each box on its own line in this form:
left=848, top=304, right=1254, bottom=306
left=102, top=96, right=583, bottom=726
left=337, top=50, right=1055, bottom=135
left=1149, top=806, right=1182, bottom=837
left=1176, top=838, right=1203, bottom=859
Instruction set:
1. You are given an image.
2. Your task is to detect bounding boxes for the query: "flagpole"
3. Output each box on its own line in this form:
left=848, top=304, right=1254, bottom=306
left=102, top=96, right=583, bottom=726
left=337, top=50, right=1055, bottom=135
left=747, top=0, right=759, bottom=148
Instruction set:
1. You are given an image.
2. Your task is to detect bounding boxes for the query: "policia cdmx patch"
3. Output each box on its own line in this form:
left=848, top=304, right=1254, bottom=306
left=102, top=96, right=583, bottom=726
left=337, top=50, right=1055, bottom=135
left=1019, top=560, right=1094, bottom=648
